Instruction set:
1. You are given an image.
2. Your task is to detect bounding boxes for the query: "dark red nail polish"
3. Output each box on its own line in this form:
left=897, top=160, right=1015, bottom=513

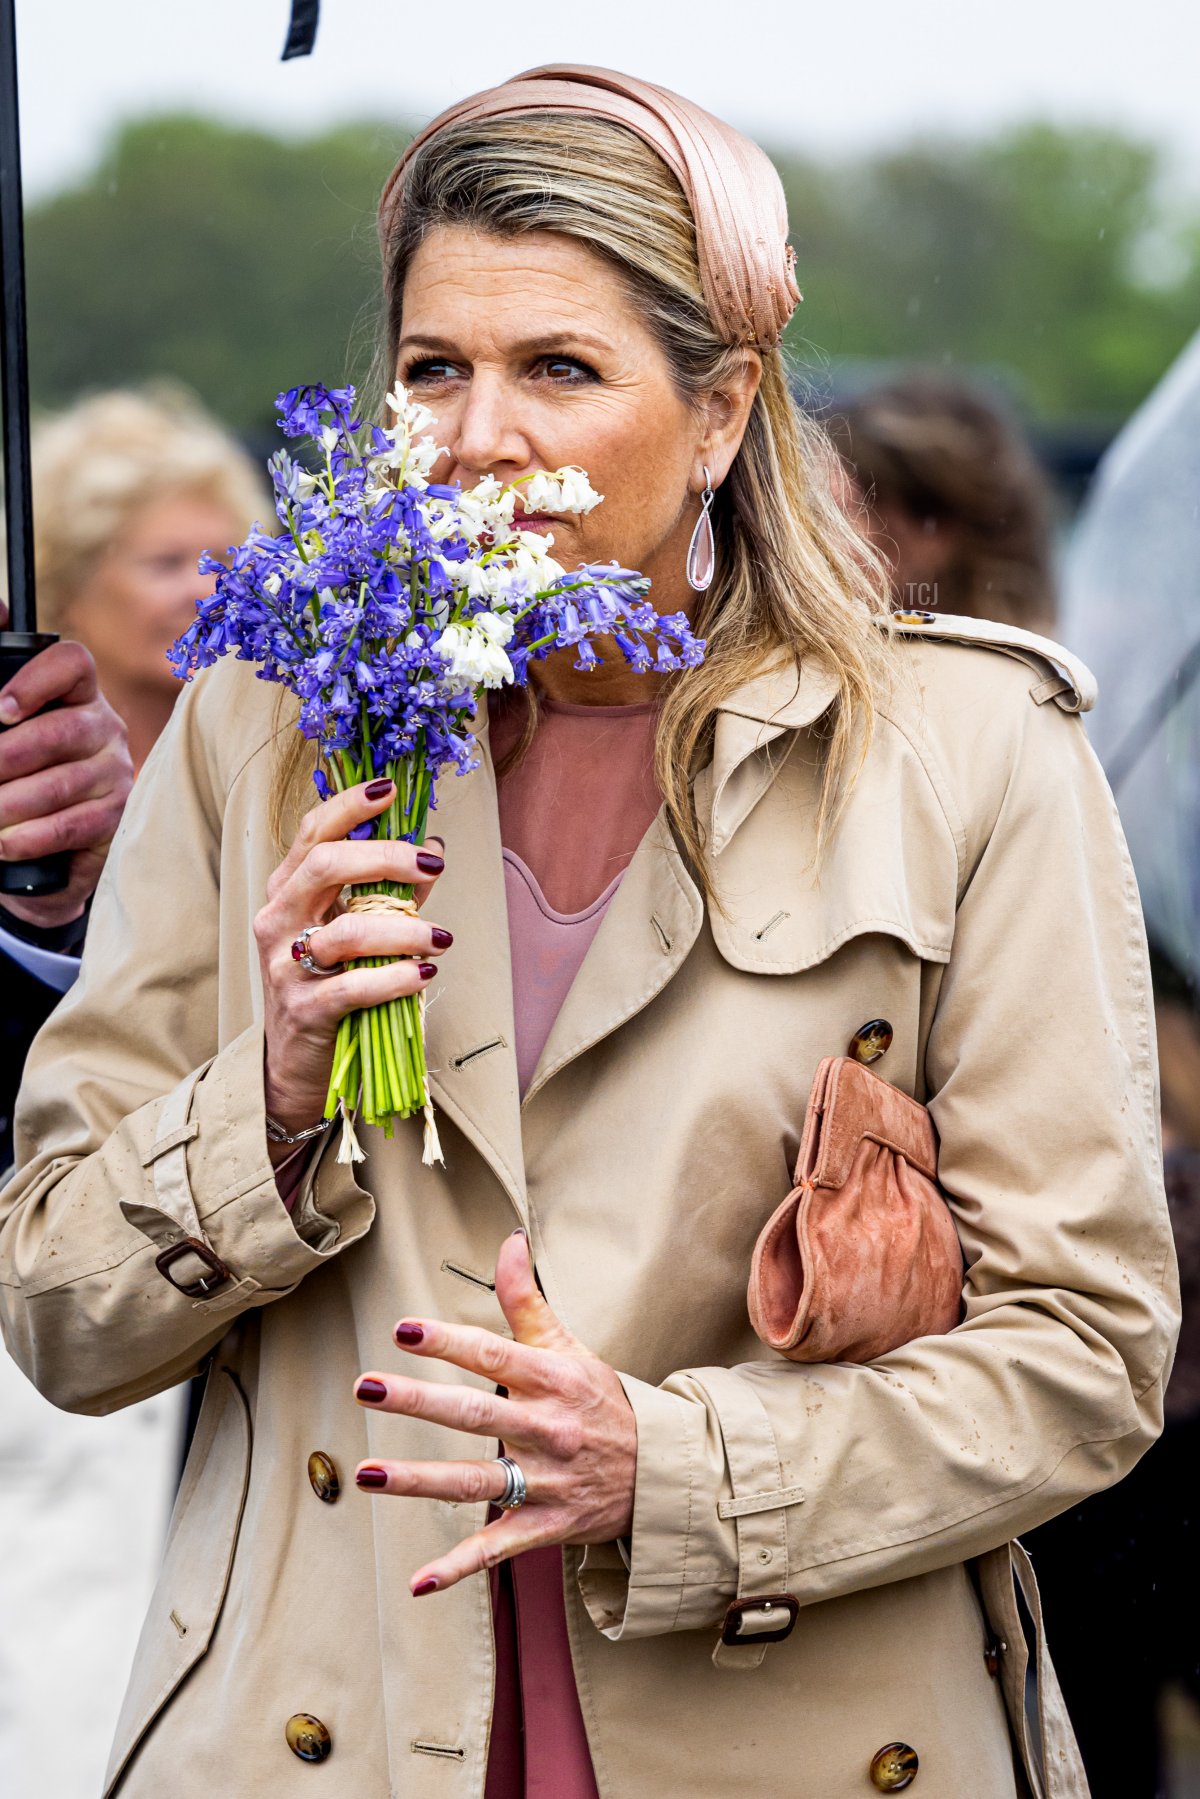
left=365, top=778, right=394, bottom=800
left=356, top=1465, right=388, bottom=1489
left=395, top=1322, right=424, bottom=1347
left=413, top=1577, right=439, bottom=1596
left=416, top=850, right=445, bottom=874
left=430, top=927, right=453, bottom=950
left=417, top=962, right=438, bottom=980
left=356, top=1378, right=388, bottom=1403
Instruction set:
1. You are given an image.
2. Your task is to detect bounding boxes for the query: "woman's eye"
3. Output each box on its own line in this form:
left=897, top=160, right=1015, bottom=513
left=404, top=359, right=457, bottom=385
left=536, top=356, right=599, bottom=384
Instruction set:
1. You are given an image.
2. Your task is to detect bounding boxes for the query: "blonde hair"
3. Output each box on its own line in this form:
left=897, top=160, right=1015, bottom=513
left=275, top=114, right=893, bottom=885
left=32, top=385, right=266, bottom=633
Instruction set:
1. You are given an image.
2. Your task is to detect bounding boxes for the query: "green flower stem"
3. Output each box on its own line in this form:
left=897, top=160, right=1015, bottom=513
left=323, top=744, right=434, bottom=1137
left=359, top=999, right=376, bottom=1121
left=370, top=991, right=385, bottom=1108
left=378, top=998, right=403, bottom=1106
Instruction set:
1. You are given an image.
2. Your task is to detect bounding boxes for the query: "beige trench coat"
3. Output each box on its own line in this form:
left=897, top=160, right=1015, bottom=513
left=0, top=614, right=1179, bottom=1799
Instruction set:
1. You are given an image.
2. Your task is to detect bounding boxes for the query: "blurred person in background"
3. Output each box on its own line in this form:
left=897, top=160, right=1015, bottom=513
left=32, top=386, right=265, bottom=774
left=839, top=358, right=1200, bottom=1796
left=0, top=619, right=140, bottom=1799
left=0, top=387, right=263, bottom=1797
left=0, top=628, right=131, bottom=1172
left=830, top=371, right=1057, bottom=632
left=1035, top=329, right=1200, bottom=1799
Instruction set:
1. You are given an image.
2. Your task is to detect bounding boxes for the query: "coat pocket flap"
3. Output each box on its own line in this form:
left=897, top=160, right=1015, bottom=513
left=103, top=1369, right=251, bottom=1795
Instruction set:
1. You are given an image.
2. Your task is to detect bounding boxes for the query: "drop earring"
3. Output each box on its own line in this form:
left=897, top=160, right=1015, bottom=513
left=686, top=467, right=716, bottom=592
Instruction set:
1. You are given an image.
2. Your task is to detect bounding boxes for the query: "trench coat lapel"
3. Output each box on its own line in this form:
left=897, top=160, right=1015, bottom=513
left=521, top=807, right=704, bottom=1106
left=421, top=710, right=527, bottom=1218
left=522, top=656, right=839, bottom=1103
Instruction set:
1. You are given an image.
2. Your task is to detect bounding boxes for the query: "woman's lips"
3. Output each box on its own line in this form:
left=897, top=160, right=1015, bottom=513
left=515, top=512, right=558, bottom=534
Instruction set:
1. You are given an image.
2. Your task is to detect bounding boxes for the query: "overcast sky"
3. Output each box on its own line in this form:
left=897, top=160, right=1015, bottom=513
left=14, top=0, right=1199, bottom=199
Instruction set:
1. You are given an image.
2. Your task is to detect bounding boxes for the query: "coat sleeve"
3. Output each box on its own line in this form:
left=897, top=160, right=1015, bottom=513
left=0, top=668, right=374, bottom=1416
left=579, top=682, right=1180, bottom=1641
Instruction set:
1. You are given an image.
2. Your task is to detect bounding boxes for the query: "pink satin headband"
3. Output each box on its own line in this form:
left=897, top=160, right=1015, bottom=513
left=378, top=64, right=801, bottom=352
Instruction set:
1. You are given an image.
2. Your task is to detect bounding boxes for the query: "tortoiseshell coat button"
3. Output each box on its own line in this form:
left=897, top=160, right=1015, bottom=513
left=285, top=1714, right=332, bottom=1762
left=870, top=1742, right=918, bottom=1790
left=849, top=1019, right=894, bottom=1065
left=307, top=1451, right=340, bottom=1504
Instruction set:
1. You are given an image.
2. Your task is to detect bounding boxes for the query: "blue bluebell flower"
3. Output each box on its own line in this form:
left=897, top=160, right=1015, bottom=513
left=173, top=380, right=705, bottom=836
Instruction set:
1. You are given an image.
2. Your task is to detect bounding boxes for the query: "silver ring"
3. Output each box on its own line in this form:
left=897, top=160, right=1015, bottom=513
left=291, top=924, right=343, bottom=978
left=494, top=1455, right=527, bottom=1510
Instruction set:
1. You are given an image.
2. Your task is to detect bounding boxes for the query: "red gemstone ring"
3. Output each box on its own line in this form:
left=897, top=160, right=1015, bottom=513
left=290, top=924, right=342, bottom=978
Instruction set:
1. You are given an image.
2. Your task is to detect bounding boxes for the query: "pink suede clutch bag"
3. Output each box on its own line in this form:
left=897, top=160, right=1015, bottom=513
left=747, top=1057, right=964, bottom=1364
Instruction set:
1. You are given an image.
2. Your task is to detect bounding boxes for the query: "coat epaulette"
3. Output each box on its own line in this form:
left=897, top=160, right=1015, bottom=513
left=885, top=609, right=1097, bottom=714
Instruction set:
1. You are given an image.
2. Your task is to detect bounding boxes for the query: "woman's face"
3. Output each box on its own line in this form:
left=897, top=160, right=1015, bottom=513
left=395, top=226, right=725, bottom=611
left=64, top=491, right=240, bottom=697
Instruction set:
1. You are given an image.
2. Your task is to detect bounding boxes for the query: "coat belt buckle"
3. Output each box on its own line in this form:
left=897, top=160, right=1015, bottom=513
left=154, top=1237, right=233, bottom=1299
left=720, top=1592, right=799, bottom=1646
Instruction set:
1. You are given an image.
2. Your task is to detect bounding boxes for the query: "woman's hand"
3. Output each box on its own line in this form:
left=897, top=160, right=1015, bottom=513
left=253, top=777, right=451, bottom=1143
left=353, top=1230, right=638, bottom=1594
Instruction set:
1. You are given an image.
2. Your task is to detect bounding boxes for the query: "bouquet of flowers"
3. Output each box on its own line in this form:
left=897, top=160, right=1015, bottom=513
left=171, top=382, right=704, bottom=1164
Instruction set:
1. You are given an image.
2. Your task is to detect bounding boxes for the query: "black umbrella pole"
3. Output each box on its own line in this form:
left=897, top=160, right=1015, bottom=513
left=0, top=0, right=70, bottom=896
left=1, top=0, right=35, bottom=633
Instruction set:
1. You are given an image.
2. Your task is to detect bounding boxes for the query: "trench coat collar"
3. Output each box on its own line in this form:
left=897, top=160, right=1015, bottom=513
left=715, top=654, right=839, bottom=732
left=706, top=655, right=840, bottom=854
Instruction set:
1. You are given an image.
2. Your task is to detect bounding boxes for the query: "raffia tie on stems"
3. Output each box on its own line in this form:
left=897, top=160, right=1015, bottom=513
left=333, top=891, right=443, bottom=1169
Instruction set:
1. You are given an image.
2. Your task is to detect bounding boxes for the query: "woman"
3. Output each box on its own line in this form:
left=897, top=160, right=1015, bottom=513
left=0, top=67, right=1177, bottom=1799
left=33, top=386, right=265, bottom=773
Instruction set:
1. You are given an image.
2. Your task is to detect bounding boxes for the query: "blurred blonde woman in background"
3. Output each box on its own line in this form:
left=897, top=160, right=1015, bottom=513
left=0, top=387, right=262, bottom=1798
left=33, top=386, right=265, bottom=772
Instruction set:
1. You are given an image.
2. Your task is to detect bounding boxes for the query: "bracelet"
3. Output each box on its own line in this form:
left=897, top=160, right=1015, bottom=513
left=265, top=1112, right=334, bottom=1146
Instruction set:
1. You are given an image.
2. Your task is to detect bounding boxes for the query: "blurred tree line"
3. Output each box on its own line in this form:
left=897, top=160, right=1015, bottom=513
left=25, top=112, right=1200, bottom=439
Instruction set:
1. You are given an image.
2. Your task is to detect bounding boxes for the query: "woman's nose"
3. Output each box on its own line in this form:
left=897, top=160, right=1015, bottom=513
left=449, top=373, right=531, bottom=483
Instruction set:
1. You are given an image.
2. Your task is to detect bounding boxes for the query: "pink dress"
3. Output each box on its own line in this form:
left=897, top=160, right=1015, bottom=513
left=485, top=692, right=662, bottom=1799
